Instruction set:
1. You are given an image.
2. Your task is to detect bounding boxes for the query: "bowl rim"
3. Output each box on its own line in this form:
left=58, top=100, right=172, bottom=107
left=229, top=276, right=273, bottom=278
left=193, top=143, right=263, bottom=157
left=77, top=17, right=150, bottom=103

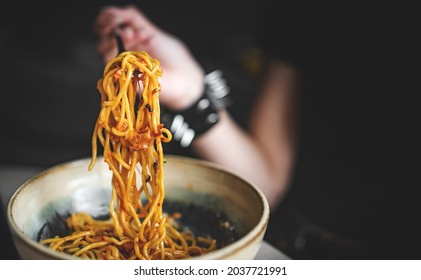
left=7, top=154, right=270, bottom=260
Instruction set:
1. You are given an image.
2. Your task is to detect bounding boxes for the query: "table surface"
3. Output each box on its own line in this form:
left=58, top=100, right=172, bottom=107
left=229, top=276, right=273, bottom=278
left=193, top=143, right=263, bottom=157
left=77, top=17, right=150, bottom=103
left=0, top=164, right=289, bottom=260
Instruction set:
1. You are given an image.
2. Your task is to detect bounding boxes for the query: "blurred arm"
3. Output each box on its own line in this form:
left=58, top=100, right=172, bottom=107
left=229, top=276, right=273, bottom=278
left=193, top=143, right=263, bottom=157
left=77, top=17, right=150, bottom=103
left=193, top=61, right=297, bottom=208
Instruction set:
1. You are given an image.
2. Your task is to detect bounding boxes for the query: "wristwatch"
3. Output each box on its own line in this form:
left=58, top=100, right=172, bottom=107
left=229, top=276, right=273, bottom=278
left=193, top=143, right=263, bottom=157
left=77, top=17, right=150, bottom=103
left=161, top=70, right=232, bottom=148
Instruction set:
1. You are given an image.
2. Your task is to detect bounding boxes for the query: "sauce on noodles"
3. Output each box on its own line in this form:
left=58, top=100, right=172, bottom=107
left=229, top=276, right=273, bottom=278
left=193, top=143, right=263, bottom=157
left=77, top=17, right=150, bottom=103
left=40, top=51, right=216, bottom=259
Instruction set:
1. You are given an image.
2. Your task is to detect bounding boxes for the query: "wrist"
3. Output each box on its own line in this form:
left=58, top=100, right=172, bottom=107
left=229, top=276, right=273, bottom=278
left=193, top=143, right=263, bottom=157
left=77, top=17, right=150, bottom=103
left=166, top=82, right=204, bottom=111
left=162, top=70, right=232, bottom=148
left=162, top=66, right=205, bottom=111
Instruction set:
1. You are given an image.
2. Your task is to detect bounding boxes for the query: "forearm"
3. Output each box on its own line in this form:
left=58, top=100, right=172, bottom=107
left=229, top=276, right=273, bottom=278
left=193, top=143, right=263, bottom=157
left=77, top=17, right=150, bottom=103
left=192, top=112, right=281, bottom=207
left=192, top=63, right=296, bottom=209
left=192, top=114, right=294, bottom=209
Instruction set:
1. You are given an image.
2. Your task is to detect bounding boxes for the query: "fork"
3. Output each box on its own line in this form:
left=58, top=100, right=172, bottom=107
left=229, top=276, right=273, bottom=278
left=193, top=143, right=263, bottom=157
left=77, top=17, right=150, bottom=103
left=115, top=32, right=125, bottom=54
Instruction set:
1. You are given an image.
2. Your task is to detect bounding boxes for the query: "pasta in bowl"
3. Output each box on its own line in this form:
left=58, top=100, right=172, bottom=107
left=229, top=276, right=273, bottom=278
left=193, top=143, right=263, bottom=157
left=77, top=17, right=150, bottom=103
left=7, top=50, right=269, bottom=259
left=7, top=155, right=269, bottom=260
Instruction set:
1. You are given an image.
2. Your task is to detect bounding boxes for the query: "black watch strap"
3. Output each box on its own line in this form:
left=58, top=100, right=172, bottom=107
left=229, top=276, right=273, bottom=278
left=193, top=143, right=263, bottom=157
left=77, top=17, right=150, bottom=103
left=162, top=70, right=231, bottom=148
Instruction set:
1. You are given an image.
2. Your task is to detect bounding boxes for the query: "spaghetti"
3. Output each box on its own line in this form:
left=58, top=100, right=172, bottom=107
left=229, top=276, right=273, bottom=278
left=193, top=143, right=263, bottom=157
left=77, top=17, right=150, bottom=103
left=40, top=51, right=216, bottom=259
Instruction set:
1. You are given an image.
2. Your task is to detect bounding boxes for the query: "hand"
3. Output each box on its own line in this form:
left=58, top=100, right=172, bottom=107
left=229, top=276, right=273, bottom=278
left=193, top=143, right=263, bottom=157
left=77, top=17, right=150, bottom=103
left=94, top=5, right=204, bottom=110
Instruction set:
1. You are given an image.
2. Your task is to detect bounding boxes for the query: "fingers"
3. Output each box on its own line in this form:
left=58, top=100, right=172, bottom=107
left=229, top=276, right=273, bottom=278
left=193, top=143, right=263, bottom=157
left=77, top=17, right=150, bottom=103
left=94, top=5, right=160, bottom=62
left=97, top=33, right=118, bottom=63
left=94, top=5, right=157, bottom=37
left=94, top=7, right=122, bottom=36
left=123, top=5, right=158, bottom=33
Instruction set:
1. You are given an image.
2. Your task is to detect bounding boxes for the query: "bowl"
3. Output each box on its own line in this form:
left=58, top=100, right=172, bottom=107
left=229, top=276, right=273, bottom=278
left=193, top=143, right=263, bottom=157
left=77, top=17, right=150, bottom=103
left=7, top=155, right=269, bottom=260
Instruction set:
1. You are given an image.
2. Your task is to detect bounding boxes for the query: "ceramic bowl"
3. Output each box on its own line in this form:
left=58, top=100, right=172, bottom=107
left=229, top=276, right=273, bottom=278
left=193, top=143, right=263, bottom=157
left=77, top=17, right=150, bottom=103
left=7, top=155, right=269, bottom=260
